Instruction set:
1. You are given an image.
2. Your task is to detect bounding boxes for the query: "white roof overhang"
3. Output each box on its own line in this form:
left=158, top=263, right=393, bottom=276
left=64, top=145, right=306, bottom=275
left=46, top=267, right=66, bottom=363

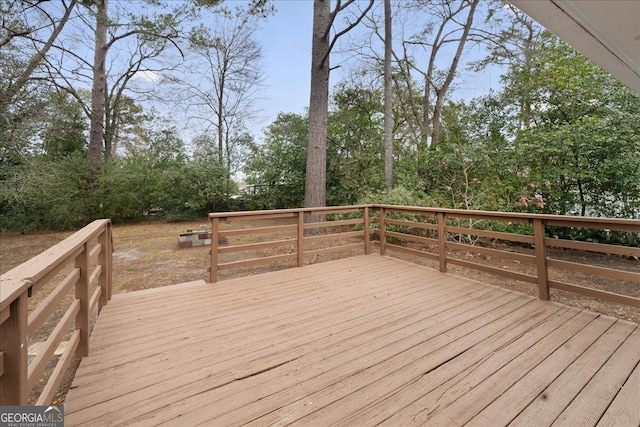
left=509, top=0, right=640, bottom=94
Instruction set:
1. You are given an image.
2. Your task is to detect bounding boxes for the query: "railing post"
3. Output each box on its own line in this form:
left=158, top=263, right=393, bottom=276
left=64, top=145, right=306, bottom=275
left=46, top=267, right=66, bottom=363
left=297, top=211, right=305, bottom=267
left=363, top=206, right=370, bottom=255
left=210, top=217, right=220, bottom=283
left=533, top=218, right=550, bottom=300
left=98, top=224, right=110, bottom=312
left=75, top=243, right=90, bottom=358
left=438, top=212, right=447, bottom=272
left=106, top=222, right=113, bottom=301
left=379, top=207, right=387, bottom=255
left=0, top=292, right=28, bottom=404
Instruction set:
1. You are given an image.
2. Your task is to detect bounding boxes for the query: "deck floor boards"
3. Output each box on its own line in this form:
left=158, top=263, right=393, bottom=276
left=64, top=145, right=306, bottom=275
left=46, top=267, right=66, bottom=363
left=64, top=254, right=640, bottom=426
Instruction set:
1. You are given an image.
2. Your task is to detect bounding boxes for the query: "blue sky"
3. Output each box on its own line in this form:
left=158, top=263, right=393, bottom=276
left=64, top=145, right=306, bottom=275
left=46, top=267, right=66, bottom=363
left=251, top=0, right=504, bottom=132
left=255, top=1, right=314, bottom=126
left=125, top=0, right=505, bottom=141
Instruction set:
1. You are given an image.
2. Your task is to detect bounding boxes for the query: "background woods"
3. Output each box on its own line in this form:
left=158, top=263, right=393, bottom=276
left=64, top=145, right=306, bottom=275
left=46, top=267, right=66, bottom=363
left=1, top=0, right=638, bottom=233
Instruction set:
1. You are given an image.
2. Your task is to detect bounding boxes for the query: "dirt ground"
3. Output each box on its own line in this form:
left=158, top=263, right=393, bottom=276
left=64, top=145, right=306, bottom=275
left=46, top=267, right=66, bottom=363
left=1, top=217, right=638, bottom=405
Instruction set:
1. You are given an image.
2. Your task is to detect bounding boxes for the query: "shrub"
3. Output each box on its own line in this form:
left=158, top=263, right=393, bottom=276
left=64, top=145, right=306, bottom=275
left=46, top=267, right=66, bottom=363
left=0, top=153, right=95, bottom=231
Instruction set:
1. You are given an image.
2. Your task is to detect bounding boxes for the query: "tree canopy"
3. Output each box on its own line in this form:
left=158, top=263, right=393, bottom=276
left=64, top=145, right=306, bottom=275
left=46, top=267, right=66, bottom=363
left=1, top=0, right=638, bottom=232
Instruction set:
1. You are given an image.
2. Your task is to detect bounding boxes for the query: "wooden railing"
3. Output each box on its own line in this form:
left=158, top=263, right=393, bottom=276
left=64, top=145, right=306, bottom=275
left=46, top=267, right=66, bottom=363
left=209, top=206, right=370, bottom=283
left=0, top=219, right=113, bottom=405
left=210, top=205, right=640, bottom=308
left=377, top=205, right=640, bottom=307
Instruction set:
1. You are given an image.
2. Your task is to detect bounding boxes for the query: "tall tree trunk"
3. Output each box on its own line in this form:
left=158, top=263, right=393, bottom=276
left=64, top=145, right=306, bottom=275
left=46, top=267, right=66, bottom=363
left=520, top=27, right=535, bottom=130
left=217, top=79, right=225, bottom=165
left=89, top=0, right=108, bottom=181
left=226, top=145, right=231, bottom=209
left=104, top=85, right=114, bottom=159
left=383, top=0, right=393, bottom=190
left=305, top=0, right=331, bottom=210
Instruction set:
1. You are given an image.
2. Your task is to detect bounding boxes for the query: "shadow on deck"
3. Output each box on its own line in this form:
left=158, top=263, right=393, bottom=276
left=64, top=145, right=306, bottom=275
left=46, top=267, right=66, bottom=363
left=65, top=254, right=640, bottom=426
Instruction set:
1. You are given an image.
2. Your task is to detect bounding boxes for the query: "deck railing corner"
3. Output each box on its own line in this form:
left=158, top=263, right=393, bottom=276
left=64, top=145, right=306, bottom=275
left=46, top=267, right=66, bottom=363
left=209, top=205, right=639, bottom=311
left=0, top=219, right=113, bottom=405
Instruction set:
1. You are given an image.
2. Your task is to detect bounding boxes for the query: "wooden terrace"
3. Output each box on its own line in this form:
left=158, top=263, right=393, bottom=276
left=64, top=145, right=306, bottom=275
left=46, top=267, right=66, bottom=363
left=1, top=205, right=639, bottom=426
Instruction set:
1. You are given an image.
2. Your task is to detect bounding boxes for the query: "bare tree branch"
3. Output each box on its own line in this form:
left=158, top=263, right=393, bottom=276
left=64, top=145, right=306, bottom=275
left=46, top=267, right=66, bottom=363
left=321, top=0, right=374, bottom=68
left=0, top=0, right=77, bottom=110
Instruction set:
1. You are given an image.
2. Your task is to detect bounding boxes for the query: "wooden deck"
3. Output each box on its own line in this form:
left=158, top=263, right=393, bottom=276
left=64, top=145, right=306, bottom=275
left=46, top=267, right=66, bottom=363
left=64, top=254, right=640, bottom=426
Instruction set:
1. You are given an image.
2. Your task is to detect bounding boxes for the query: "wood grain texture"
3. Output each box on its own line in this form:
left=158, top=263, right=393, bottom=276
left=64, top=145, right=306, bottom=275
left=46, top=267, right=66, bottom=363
left=63, top=255, right=640, bottom=427
left=1, top=219, right=110, bottom=312
left=0, top=293, right=28, bottom=404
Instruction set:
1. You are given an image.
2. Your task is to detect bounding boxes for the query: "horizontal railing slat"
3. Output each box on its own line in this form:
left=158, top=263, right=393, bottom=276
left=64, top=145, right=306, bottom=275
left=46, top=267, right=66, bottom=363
left=221, top=212, right=298, bottom=221
left=210, top=205, right=371, bottom=219
left=217, top=253, right=298, bottom=270
left=88, top=265, right=102, bottom=288
left=447, top=258, right=539, bottom=284
left=380, top=207, right=439, bottom=218
left=27, top=268, right=80, bottom=338
left=219, top=239, right=294, bottom=254
left=447, top=212, right=532, bottom=224
left=35, top=330, right=80, bottom=406
left=385, top=243, right=440, bottom=262
left=89, top=243, right=101, bottom=265
left=545, top=238, right=640, bottom=257
left=306, top=207, right=367, bottom=217
left=211, top=209, right=300, bottom=219
left=547, top=259, right=640, bottom=283
left=545, top=219, right=639, bottom=232
left=24, top=247, right=83, bottom=304
left=219, top=224, right=297, bottom=237
left=385, top=231, right=439, bottom=246
left=445, top=226, right=535, bottom=244
left=303, top=218, right=364, bottom=229
left=304, top=230, right=364, bottom=243
left=446, top=242, right=536, bottom=264
left=304, top=243, right=364, bottom=258
left=384, top=218, right=438, bottom=231
left=27, top=299, right=80, bottom=390
left=549, top=280, right=640, bottom=308
left=375, top=204, right=640, bottom=228
left=89, top=286, right=102, bottom=315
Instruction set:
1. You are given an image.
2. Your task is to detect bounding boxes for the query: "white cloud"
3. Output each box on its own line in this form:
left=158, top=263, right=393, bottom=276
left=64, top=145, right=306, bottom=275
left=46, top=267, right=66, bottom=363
left=133, top=70, right=162, bottom=84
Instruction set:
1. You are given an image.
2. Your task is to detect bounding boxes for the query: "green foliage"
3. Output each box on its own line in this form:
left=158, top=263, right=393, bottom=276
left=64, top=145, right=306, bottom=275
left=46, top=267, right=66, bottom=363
left=327, top=83, right=385, bottom=205
left=245, top=84, right=392, bottom=208
left=546, top=227, right=640, bottom=248
left=1, top=127, right=230, bottom=231
left=168, top=158, right=227, bottom=219
left=511, top=35, right=640, bottom=217
left=356, top=186, right=439, bottom=235
left=0, top=153, right=95, bottom=230
left=0, top=71, right=50, bottom=173
left=244, top=113, right=307, bottom=208
left=41, top=92, right=88, bottom=157
left=3, top=8, right=639, bottom=242
left=98, top=129, right=228, bottom=223
left=98, top=155, right=160, bottom=221
left=416, top=99, right=521, bottom=211
left=358, top=186, right=435, bottom=208
left=478, top=220, right=533, bottom=238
